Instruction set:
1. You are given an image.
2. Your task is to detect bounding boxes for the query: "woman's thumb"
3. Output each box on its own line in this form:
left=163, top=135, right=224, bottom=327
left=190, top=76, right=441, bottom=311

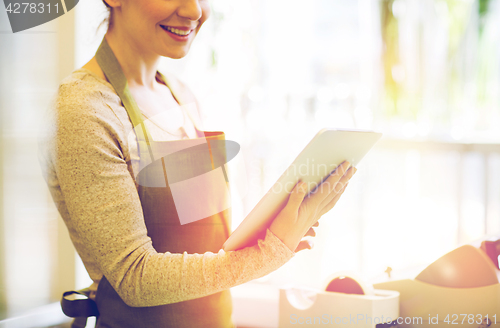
left=286, top=181, right=308, bottom=210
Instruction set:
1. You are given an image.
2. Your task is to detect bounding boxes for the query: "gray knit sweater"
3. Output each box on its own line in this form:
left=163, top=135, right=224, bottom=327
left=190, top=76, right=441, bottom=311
left=39, top=68, right=295, bottom=307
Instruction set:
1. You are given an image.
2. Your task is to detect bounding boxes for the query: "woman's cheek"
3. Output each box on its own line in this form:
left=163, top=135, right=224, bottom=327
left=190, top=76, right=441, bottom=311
left=200, top=2, right=211, bottom=26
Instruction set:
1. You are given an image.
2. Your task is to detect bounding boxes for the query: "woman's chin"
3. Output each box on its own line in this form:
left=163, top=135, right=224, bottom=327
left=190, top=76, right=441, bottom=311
left=164, top=53, right=187, bottom=60
left=161, top=49, right=190, bottom=60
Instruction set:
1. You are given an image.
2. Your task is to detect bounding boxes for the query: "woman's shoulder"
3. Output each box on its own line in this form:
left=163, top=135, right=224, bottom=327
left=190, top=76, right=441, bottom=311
left=54, top=68, right=132, bottom=140
left=57, top=67, right=120, bottom=107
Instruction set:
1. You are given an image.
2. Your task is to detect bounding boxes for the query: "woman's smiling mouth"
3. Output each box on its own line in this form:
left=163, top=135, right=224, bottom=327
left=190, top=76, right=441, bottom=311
left=160, top=25, right=194, bottom=40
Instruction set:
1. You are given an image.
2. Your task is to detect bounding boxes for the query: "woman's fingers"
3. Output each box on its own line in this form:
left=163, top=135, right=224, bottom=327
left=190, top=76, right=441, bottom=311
left=294, top=239, right=314, bottom=253
left=283, top=181, right=308, bottom=213
left=334, top=166, right=356, bottom=192
left=307, top=161, right=351, bottom=205
left=313, top=221, right=319, bottom=227
left=295, top=227, right=317, bottom=253
left=304, top=226, right=316, bottom=237
left=318, top=167, right=356, bottom=210
left=270, top=162, right=357, bottom=253
left=318, top=182, right=349, bottom=217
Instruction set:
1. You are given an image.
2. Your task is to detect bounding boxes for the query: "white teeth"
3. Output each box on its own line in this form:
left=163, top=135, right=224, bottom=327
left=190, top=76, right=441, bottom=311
left=163, top=26, right=191, bottom=36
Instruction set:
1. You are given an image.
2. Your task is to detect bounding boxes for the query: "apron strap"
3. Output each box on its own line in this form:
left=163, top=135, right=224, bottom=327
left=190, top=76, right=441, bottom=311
left=61, top=289, right=99, bottom=318
left=95, top=36, right=156, bottom=163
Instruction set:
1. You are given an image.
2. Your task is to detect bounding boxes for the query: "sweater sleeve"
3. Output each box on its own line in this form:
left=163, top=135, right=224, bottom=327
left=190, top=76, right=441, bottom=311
left=47, top=80, right=295, bottom=308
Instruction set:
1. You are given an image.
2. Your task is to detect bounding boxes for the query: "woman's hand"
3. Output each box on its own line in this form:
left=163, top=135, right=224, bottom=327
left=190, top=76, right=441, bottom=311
left=269, top=161, right=356, bottom=252
left=294, top=221, right=319, bottom=253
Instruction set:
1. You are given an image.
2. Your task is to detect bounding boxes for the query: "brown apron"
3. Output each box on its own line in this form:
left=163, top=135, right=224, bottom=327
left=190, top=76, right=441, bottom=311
left=90, top=37, right=235, bottom=328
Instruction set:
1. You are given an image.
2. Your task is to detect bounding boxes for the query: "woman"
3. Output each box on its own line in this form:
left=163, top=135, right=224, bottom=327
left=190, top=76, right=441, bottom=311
left=40, top=0, right=356, bottom=327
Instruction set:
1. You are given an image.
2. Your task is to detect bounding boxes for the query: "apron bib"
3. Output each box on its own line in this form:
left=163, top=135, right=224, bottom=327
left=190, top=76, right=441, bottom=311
left=93, top=37, right=234, bottom=328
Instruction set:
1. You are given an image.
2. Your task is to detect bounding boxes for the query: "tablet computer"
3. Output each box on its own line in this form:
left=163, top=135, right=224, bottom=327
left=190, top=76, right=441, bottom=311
left=222, top=128, right=382, bottom=252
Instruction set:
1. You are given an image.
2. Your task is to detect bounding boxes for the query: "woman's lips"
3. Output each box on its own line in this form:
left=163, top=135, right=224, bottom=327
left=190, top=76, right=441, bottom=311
left=160, top=25, right=194, bottom=41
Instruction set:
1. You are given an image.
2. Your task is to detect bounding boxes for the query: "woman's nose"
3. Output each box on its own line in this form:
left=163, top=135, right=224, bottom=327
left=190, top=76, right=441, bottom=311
left=177, top=0, right=203, bottom=21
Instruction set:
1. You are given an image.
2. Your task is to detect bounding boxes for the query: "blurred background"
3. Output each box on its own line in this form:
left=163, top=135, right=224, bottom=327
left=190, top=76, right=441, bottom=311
left=1, top=0, right=500, bottom=326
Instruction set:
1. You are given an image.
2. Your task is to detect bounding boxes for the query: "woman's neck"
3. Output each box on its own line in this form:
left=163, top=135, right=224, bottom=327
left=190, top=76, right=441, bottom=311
left=104, top=29, right=161, bottom=90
